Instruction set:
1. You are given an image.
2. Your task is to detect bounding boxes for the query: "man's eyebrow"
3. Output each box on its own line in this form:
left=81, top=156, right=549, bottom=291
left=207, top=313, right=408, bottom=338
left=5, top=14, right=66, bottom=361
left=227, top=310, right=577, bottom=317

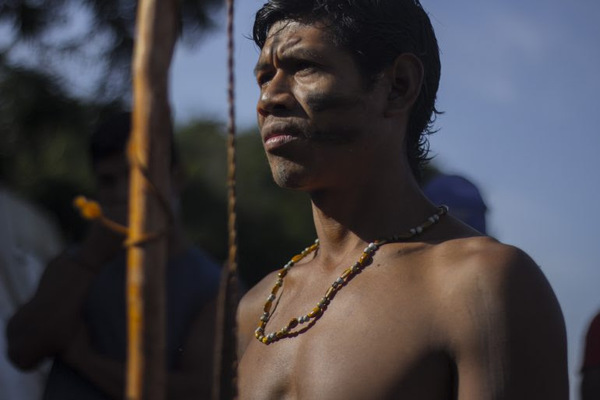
left=254, top=46, right=325, bottom=76
left=254, top=61, right=270, bottom=77
left=280, top=47, right=322, bottom=62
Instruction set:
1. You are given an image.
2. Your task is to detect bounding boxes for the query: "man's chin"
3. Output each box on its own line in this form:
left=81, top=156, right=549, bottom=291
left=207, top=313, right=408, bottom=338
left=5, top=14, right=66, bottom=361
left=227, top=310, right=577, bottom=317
left=270, top=164, right=312, bottom=191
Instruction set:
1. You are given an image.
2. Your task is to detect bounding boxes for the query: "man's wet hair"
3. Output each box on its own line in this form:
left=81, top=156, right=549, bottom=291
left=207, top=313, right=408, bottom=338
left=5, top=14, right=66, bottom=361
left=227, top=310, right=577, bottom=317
left=253, top=0, right=441, bottom=179
left=90, top=111, right=178, bottom=169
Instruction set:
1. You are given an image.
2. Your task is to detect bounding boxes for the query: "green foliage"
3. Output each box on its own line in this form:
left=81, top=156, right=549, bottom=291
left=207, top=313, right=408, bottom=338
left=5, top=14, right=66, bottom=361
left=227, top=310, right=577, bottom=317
left=0, top=0, right=224, bottom=244
left=0, top=0, right=224, bottom=101
left=176, top=121, right=315, bottom=286
left=1, top=0, right=317, bottom=287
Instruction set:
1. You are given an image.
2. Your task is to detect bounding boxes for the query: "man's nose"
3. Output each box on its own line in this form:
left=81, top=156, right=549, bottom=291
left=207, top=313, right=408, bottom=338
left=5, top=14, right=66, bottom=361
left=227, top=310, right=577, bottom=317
left=257, top=72, right=295, bottom=117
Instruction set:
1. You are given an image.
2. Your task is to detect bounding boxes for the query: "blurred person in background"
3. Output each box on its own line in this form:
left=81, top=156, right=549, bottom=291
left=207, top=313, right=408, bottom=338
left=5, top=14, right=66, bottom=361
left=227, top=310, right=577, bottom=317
left=6, top=112, right=221, bottom=399
left=423, top=173, right=487, bottom=234
left=1, top=186, right=63, bottom=399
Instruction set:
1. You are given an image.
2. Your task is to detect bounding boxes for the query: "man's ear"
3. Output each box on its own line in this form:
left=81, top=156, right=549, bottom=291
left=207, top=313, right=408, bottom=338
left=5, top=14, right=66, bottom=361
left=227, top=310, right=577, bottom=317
left=384, top=53, right=424, bottom=117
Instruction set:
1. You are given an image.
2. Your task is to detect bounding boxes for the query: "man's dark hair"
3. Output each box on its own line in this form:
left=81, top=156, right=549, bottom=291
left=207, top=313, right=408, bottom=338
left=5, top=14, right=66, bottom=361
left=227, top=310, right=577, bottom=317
left=253, top=0, right=441, bottom=179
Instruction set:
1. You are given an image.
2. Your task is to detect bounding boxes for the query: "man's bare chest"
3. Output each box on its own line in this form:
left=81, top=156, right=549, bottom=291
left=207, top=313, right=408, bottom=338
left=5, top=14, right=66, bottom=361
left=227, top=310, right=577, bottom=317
left=238, top=277, right=453, bottom=400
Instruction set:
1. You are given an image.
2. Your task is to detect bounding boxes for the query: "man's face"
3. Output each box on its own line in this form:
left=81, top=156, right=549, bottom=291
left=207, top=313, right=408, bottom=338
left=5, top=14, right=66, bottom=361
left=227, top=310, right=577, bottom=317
left=255, top=20, right=389, bottom=191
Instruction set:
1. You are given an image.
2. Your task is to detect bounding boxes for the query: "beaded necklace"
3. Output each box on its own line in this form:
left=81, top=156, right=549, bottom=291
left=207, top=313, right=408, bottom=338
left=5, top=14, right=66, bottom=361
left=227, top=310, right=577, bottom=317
left=255, top=205, right=448, bottom=344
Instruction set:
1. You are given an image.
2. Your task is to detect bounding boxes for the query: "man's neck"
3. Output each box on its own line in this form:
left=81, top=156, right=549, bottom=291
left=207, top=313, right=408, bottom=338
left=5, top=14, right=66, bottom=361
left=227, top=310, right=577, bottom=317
left=308, top=171, right=436, bottom=266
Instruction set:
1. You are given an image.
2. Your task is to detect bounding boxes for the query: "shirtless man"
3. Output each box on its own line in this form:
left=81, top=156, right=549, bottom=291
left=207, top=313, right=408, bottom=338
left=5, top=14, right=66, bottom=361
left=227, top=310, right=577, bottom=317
left=236, top=1, right=568, bottom=399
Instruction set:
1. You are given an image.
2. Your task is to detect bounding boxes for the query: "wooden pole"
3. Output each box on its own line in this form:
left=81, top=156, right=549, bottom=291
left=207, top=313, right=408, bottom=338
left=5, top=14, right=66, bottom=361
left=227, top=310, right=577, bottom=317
left=126, top=0, right=178, bottom=399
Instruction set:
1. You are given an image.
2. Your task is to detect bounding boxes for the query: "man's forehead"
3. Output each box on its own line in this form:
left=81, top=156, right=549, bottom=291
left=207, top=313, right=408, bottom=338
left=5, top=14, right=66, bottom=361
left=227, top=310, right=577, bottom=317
left=257, top=20, right=332, bottom=64
left=263, top=21, right=307, bottom=52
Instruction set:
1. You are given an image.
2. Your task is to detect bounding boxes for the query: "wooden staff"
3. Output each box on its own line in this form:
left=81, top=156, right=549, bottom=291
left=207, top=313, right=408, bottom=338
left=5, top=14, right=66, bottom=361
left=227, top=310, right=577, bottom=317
left=126, top=0, right=178, bottom=399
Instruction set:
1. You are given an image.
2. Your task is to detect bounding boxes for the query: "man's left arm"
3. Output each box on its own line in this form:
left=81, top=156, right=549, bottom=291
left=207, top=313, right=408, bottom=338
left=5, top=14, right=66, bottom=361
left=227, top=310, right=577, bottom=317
left=447, top=245, right=568, bottom=400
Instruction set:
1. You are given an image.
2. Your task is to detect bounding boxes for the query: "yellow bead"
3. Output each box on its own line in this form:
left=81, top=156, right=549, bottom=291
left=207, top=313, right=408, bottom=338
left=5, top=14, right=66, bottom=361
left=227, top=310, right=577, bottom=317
left=308, top=307, right=321, bottom=318
left=325, top=287, right=336, bottom=299
left=262, top=337, right=268, bottom=344
left=358, top=253, right=370, bottom=265
left=341, top=268, right=352, bottom=280
left=291, top=254, right=304, bottom=263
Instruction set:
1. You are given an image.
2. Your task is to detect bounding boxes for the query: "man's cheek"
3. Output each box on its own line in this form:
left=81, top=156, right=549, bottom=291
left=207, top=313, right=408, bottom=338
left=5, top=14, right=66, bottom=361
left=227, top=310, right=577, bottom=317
left=304, top=91, right=362, bottom=113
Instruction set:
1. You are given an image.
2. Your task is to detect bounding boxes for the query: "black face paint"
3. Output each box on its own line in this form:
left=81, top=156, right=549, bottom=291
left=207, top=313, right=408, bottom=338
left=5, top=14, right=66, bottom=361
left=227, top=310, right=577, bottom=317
left=304, top=91, right=363, bottom=113
left=303, top=91, right=364, bottom=144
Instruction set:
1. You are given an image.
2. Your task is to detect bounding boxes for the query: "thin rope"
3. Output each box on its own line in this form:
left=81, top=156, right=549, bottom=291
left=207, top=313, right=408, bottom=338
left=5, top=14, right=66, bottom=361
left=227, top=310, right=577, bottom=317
left=226, top=0, right=238, bottom=278
left=212, top=0, right=239, bottom=398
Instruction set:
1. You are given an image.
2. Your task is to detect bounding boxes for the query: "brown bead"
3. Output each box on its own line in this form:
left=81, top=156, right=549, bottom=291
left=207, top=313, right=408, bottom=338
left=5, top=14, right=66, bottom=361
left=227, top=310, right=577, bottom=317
left=287, top=318, right=299, bottom=329
left=291, top=254, right=304, bottom=263
left=264, top=302, right=273, bottom=313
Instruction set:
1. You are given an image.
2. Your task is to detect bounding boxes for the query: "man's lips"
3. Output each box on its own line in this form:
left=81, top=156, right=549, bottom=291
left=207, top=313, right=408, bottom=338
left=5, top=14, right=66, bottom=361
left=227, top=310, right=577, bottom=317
left=262, top=124, right=306, bottom=151
left=264, top=133, right=298, bottom=148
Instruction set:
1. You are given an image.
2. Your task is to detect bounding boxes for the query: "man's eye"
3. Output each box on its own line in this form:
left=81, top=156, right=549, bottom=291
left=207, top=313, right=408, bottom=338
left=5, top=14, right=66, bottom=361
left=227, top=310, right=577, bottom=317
left=295, top=62, right=317, bottom=74
left=257, top=73, right=273, bottom=87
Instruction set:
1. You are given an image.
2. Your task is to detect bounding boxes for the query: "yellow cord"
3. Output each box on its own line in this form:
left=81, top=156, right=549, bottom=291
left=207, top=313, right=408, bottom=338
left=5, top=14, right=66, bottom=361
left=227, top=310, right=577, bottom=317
left=73, top=196, right=129, bottom=236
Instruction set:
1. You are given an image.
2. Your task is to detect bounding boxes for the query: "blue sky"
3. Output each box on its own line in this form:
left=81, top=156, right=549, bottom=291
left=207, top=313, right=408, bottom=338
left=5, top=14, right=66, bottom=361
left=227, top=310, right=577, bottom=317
left=168, top=1, right=600, bottom=396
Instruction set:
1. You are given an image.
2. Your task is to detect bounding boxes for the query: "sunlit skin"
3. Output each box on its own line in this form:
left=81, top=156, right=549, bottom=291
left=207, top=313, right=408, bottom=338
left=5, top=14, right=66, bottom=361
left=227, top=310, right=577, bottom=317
left=253, top=21, right=395, bottom=193
left=236, top=20, right=568, bottom=400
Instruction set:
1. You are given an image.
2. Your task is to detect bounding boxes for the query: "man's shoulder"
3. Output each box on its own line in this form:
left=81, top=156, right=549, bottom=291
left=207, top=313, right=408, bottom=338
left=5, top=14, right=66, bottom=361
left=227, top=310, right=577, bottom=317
left=415, top=235, right=561, bottom=324
left=427, top=235, right=540, bottom=290
left=238, top=270, right=280, bottom=315
left=419, top=238, right=567, bottom=398
left=423, top=235, right=564, bottom=343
